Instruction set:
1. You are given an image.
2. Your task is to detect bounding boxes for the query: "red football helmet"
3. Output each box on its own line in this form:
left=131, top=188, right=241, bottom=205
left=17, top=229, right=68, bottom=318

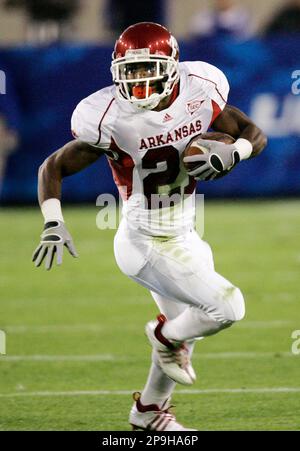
left=111, top=22, right=180, bottom=110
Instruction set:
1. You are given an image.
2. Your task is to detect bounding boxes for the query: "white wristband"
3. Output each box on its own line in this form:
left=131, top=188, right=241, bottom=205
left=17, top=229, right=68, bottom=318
left=41, top=198, right=64, bottom=223
left=234, top=138, right=253, bottom=161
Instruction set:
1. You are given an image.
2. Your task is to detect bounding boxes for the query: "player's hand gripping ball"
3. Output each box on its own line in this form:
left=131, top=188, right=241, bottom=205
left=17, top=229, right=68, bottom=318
left=183, top=132, right=239, bottom=181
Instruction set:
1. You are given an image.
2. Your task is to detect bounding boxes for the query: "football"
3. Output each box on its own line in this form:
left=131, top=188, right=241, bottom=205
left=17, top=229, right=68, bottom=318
left=183, top=131, right=236, bottom=179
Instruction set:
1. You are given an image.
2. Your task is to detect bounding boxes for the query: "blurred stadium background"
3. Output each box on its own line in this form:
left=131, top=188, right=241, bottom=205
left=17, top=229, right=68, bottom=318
left=0, top=0, right=300, bottom=431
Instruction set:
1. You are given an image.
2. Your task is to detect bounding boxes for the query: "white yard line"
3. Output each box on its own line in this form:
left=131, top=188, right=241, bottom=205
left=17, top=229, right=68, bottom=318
left=0, top=354, right=117, bottom=362
left=0, top=388, right=300, bottom=399
left=4, top=325, right=105, bottom=333
left=194, top=352, right=294, bottom=359
left=3, top=320, right=295, bottom=334
left=237, top=320, right=294, bottom=329
left=0, top=351, right=295, bottom=362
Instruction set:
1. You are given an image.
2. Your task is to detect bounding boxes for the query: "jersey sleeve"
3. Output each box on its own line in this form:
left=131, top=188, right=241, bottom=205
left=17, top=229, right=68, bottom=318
left=184, top=61, right=230, bottom=111
left=71, top=88, right=114, bottom=148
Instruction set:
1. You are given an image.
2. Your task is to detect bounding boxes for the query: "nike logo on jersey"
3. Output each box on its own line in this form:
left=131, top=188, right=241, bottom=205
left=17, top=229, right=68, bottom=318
left=139, top=120, right=202, bottom=150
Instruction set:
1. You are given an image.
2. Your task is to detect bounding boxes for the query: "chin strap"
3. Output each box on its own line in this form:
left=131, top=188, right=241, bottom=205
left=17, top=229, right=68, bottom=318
left=133, top=94, right=161, bottom=110
left=132, top=80, right=179, bottom=110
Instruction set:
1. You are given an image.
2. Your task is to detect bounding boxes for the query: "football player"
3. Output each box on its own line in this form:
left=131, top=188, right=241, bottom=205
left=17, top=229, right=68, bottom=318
left=33, top=22, right=267, bottom=431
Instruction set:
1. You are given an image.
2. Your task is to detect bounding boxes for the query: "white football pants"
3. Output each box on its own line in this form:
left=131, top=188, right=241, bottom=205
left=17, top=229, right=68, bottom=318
left=114, top=219, right=245, bottom=339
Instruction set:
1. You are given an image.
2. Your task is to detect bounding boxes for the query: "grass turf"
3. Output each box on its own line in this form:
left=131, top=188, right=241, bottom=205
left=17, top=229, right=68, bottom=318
left=0, top=201, right=299, bottom=430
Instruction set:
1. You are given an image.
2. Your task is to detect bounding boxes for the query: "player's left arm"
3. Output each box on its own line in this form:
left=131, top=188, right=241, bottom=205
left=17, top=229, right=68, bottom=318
left=189, top=104, right=268, bottom=179
left=211, top=104, right=267, bottom=158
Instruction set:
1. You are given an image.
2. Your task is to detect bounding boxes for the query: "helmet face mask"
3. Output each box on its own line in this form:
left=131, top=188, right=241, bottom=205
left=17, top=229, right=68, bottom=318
left=111, top=23, right=180, bottom=110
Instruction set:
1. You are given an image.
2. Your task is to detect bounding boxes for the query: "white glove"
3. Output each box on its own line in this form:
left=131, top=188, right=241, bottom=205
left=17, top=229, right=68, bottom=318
left=32, top=220, right=78, bottom=270
left=183, top=138, right=252, bottom=181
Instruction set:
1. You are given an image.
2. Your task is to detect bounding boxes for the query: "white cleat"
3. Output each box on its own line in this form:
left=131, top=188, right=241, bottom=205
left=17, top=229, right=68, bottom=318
left=129, top=392, right=197, bottom=431
left=145, top=314, right=196, bottom=386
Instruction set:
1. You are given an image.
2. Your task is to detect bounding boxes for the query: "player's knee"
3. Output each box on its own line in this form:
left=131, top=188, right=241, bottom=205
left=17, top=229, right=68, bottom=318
left=114, top=231, right=147, bottom=277
left=227, top=287, right=245, bottom=322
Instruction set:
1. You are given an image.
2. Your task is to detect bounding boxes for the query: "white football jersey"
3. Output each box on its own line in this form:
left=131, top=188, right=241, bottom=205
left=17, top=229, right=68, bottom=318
left=71, top=61, right=229, bottom=236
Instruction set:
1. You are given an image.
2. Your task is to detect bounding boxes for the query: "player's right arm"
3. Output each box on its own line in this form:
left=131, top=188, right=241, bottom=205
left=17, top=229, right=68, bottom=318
left=38, top=139, right=102, bottom=203
left=34, top=87, right=115, bottom=270
left=33, top=139, right=103, bottom=270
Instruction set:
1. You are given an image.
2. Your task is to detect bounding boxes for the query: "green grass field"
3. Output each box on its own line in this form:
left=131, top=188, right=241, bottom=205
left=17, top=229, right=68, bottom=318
left=0, top=201, right=300, bottom=431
